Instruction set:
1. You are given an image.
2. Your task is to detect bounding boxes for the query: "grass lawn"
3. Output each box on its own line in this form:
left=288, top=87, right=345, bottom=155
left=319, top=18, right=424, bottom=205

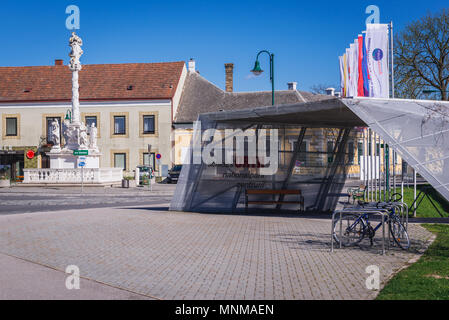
left=377, top=224, right=449, bottom=300
left=372, top=186, right=449, bottom=218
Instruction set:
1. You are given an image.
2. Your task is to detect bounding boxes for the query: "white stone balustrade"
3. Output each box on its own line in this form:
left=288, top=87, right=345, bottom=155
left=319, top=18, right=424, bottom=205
left=23, top=168, right=123, bottom=184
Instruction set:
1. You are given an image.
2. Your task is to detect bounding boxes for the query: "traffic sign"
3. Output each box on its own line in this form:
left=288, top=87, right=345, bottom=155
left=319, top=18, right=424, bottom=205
left=156, top=153, right=162, bottom=160
left=26, top=150, right=35, bottom=159
left=78, top=162, right=86, bottom=168
left=74, top=150, right=89, bottom=156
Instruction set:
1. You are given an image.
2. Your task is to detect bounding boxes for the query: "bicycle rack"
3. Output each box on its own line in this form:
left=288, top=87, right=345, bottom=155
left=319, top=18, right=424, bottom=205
left=331, top=209, right=389, bottom=255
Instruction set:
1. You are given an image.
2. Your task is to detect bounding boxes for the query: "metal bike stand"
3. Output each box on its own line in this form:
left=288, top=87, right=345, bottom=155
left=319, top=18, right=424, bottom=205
left=331, top=209, right=388, bottom=255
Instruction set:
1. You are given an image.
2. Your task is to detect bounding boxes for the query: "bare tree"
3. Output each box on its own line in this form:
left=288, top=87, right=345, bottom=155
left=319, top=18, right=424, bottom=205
left=310, top=84, right=338, bottom=95
left=395, top=9, right=449, bottom=100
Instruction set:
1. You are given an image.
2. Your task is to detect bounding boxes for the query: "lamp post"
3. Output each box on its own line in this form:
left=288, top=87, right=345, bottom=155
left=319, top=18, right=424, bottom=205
left=65, top=110, right=72, bottom=122
left=251, top=50, right=275, bottom=106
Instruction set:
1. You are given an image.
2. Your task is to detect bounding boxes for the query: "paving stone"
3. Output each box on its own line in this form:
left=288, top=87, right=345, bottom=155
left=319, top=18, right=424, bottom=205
left=0, top=206, right=433, bottom=300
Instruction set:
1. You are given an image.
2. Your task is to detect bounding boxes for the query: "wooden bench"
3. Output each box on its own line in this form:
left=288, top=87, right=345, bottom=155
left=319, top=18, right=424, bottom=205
left=245, top=189, right=305, bottom=213
left=347, top=185, right=367, bottom=204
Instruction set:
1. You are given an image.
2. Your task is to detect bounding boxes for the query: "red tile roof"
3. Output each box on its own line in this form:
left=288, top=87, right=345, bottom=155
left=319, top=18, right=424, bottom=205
left=0, top=61, right=185, bottom=103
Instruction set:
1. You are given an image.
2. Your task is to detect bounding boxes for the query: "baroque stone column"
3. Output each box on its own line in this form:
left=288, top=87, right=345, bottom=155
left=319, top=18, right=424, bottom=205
left=47, top=32, right=103, bottom=171
left=69, top=32, right=83, bottom=125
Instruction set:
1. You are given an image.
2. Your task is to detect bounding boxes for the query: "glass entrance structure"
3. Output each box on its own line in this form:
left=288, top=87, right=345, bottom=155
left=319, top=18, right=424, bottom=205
left=170, top=97, right=449, bottom=214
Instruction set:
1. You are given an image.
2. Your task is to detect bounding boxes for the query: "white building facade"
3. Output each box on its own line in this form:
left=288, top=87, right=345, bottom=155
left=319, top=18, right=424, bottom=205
left=0, top=61, right=187, bottom=180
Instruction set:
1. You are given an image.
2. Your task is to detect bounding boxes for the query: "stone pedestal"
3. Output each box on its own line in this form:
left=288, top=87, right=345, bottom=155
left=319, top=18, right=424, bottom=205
left=49, top=150, right=101, bottom=169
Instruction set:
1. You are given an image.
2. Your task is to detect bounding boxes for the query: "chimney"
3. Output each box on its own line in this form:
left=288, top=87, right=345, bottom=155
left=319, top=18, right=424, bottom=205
left=55, top=59, right=64, bottom=66
left=225, top=63, right=234, bottom=93
left=325, top=87, right=336, bottom=96
left=287, top=82, right=297, bottom=91
left=188, top=59, right=196, bottom=72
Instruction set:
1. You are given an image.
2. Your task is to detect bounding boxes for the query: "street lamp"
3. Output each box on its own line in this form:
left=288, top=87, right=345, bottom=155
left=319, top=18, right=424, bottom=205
left=65, top=110, right=72, bottom=122
left=251, top=50, right=275, bottom=106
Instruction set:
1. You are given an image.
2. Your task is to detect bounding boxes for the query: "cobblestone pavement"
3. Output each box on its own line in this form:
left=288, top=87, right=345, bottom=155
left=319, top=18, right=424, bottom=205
left=0, top=205, right=434, bottom=300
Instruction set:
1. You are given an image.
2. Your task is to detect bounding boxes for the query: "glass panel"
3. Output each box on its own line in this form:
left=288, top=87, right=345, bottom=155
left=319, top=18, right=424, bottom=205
left=114, top=116, right=126, bottom=135
left=6, top=118, right=17, bottom=136
left=143, top=116, right=155, bottom=134
left=114, top=153, right=126, bottom=170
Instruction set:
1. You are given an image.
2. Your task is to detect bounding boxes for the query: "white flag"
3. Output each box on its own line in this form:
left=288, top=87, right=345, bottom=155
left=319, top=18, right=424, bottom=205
left=365, top=24, right=389, bottom=98
left=339, top=56, right=345, bottom=97
left=346, top=47, right=352, bottom=97
left=352, top=40, right=359, bottom=97
left=349, top=42, right=358, bottom=97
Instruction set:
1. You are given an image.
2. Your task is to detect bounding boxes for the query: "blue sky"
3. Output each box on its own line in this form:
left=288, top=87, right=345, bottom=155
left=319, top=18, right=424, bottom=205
left=0, top=0, right=447, bottom=92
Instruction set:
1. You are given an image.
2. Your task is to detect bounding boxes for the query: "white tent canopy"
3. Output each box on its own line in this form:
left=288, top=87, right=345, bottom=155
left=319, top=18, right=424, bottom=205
left=170, top=97, right=449, bottom=213
left=344, top=97, right=449, bottom=203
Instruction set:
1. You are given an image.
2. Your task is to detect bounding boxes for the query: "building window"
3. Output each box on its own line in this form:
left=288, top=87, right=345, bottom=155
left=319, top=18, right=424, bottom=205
left=114, top=153, right=126, bottom=170
left=348, top=141, right=355, bottom=164
left=143, top=152, right=156, bottom=169
left=327, top=141, right=334, bottom=164
left=114, top=116, right=126, bottom=135
left=46, top=117, right=61, bottom=145
left=6, top=118, right=17, bottom=136
left=357, top=142, right=364, bottom=165
left=85, top=116, right=97, bottom=134
left=298, top=141, right=308, bottom=166
left=143, top=115, right=155, bottom=134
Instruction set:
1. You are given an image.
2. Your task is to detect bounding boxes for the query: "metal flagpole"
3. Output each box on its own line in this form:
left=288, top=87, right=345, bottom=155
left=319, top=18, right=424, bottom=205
left=378, top=135, right=382, bottom=201
left=369, top=129, right=373, bottom=202
left=414, top=169, right=417, bottom=217
left=393, top=150, right=396, bottom=196
left=363, top=129, right=367, bottom=200
left=383, top=140, right=387, bottom=202
left=373, top=133, right=379, bottom=201
left=368, top=129, right=371, bottom=202
left=390, top=21, right=395, bottom=99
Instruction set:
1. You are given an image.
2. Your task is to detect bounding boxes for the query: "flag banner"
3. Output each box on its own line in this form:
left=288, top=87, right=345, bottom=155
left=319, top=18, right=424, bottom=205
left=362, top=33, right=370, bottom=97
left=357, top=35, right=364, bottom=97
left=339, top=56, right=345, bottom=97
left=346, top=48, right=352, bottom=97
left=343, top=53, right=348, bottom=97
left=350, top=41, right=358, bottom=97
left=353, top=40, right=359, bottom=97
left=365, top=23, right=389, bottom=98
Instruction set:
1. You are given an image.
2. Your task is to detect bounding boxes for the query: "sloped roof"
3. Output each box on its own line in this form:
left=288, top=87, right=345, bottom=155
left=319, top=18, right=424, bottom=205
left=0, top=62, right=185, bottom=103
left=199, top=97, right=364, bottom=128
left=174, top=71, right=334, bottom=123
